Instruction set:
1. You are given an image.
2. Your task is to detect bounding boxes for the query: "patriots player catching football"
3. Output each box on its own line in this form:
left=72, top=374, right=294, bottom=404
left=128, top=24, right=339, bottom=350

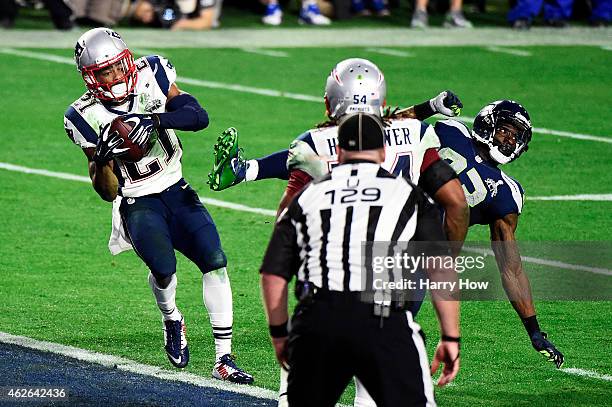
left=63, top=27, right=253, bottom=384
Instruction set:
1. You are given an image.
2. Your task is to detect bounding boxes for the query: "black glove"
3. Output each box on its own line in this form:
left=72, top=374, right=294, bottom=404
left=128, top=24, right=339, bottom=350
left=120, top=113, right=158, bottom=149
left=93, top=123, right=128, bottom=165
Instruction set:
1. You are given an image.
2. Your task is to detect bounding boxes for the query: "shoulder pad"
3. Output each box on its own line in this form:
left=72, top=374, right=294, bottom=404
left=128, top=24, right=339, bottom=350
left=435, top=119, right=472, bottom=139
left=144, top=55, right=177, bottom=96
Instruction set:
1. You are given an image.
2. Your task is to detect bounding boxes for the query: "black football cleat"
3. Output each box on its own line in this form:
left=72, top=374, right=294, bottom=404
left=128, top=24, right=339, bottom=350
left=531, top=331, right=564, bottom=368
left=212, top=354, right=254, bottom=384
left=163, top=317, right=189, bottom=368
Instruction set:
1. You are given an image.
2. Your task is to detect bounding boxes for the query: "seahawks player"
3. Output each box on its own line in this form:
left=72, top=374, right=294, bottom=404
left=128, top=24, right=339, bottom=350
left=63, top=27, right=253, bottom=384
left=436, top=100, right=564, bottom=368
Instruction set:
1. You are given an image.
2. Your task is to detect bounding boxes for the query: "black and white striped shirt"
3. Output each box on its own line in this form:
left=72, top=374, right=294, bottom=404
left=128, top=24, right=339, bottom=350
left=260, top=160, right=446, bottom=292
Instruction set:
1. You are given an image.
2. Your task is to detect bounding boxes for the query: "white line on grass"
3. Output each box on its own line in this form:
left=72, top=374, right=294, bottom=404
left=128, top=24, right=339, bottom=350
left=241, top=48, right=289, bottom=58
left=462, top=247, right=612, bottom=276
left=485, top=46, right=532, bottom=57
left=364, top=47, right=413, bottom=57
left=1, top=48, right=611, bottom=145
left=2, top=162, right=611, bottom=276
left=602, top=46, right=612, bottom=51
left=0, top=331, right=277, bottom=400
left=562, top=368, right=612, bottom=381
left=132, top=48, right=166, bottom=58
left=529, top=194, right=612, bottom=201
left=1, top=28, right=611, bottom=48
left=0, top=162, right=277, bottom=217
left=452, top=116, right=612, bottom=144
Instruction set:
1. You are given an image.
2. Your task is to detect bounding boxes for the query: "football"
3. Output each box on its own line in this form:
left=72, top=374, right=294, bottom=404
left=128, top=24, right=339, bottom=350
left=109, top=116, right=146, bottom=162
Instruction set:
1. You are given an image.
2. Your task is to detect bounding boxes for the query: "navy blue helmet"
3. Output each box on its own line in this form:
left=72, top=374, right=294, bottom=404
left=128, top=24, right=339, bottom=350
left=472, top=100, right=532, bottom=164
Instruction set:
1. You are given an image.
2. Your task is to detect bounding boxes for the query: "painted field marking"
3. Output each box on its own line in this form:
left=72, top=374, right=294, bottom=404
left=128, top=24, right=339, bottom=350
left=0, top=331, right=277, bottom=400
left=364, top=47, right=413, bottom=57
left=601, top=46, right=612, bottom=51
left=485, top=46, right=532, bottom=57
left=132, top=48, right=166, bottom=57
left=529, top=194, right=612, bottom=201
left=462, top=246, right=612, bottom=276
left=0, top=48, right=610, bottom=145
left=562, top=368, right=612, bottom=382
left=2, top=162, right=611, bottom=276
left=241, top=48, right=289, bottom=58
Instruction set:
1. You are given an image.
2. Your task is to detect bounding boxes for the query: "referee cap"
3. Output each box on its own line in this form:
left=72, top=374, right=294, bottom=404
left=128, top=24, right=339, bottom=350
left=338, top=113, right=385, bottom=151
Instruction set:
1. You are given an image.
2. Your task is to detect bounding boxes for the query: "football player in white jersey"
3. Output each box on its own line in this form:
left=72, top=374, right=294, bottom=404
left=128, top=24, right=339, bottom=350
left=209, top=58, right=469, bottom=406
left=63, top=27, right=253, bottom=384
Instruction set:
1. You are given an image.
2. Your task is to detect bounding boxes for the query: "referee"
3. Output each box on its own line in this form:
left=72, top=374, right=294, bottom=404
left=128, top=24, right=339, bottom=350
left=260, top=113, right=461, bottom=407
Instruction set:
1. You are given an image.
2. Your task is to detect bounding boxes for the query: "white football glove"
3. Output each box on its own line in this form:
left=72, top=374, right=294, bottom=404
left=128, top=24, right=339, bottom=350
left=429, top=90, right=463, bottom=117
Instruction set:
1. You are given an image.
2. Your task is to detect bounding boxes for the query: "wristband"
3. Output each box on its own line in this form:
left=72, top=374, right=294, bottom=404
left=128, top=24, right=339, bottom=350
left=413, top=100, right=436, bottom=121
left=441, top=335, right=461, bottom=343
left=269, top=321, right=289, bottom=338
left=151, top=114, right=161, bottom=129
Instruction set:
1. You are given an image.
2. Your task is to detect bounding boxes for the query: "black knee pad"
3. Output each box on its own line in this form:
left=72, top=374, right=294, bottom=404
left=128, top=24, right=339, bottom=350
left=200, top=249, right=227, bottom=274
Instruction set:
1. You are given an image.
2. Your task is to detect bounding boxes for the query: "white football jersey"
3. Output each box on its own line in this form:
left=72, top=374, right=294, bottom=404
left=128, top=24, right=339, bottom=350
left=287, top=118, right=441, bottom=183
left=64, top=55, right=183, bottom=198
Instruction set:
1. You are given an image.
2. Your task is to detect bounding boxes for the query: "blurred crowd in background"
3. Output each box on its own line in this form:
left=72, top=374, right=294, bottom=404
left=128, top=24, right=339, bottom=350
left=1, top=0, right=610, bottom=30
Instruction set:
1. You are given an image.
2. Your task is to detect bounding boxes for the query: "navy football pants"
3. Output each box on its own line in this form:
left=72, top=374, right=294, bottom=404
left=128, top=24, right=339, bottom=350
left=120, top=179, right=227, bottom=279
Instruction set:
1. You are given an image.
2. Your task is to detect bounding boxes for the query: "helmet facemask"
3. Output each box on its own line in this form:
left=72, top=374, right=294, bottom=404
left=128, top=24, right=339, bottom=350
left=81, top=49, right=137, bottom=102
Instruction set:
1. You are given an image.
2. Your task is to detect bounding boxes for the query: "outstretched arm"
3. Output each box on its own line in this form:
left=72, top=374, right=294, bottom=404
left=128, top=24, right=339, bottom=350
left=490, top=213, right=536, bottom=318
left=393, top=90, right=463, bottom=121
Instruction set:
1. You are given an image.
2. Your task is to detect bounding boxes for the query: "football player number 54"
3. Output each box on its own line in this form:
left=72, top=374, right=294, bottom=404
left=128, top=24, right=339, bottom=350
left=439, top=147, right=487, bottom=207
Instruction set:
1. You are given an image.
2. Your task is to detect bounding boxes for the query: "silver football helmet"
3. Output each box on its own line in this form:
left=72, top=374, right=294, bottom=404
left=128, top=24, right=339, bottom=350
left=74, top=27, right=137, bottom=102
left=324, top=58, right=386, bottom=120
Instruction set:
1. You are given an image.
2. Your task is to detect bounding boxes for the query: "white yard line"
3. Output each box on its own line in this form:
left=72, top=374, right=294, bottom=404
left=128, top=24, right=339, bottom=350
left=1, top=47, right=611, bottom=145
left=562, top=368, right=612, bottom=382
left=529, top=194, right=612, bottom=201
left=132, top=48, right=166, bottom=58
left=241, top=48, right=289, bottom=58
left=0, top=331, right=277, bottom=400
left=364, top=47, right=413, bottom=57
left=601, top=45, right=612, bottom=51
left=485, top=46, right=532, bottom=57
left=462, top=246, right=612, bottom=276
left=2, top=162, right=611, bottom=277
left=0, top=28, right=611, bottom=48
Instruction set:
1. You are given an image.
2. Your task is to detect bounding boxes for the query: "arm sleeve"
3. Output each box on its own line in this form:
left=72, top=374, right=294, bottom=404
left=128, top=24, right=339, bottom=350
left=414, top=192, right=447, bottom=242
left=259, top=207, right=300, bottom=281
left=157, top=93, right=209, bottom=131
left=418, top=158, right=458, bottom=197
left=255, top=149, right=291, bottom=180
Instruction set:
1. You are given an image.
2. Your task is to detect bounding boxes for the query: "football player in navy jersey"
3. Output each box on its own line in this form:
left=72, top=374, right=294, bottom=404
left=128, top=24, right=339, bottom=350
left=435, top=100, right=564, bottom=368
left=63, top=28, right=253, bottom=384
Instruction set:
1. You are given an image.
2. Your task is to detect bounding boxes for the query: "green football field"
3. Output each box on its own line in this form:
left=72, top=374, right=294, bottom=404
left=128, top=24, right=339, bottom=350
left=1, top=39, right=611, bottom=406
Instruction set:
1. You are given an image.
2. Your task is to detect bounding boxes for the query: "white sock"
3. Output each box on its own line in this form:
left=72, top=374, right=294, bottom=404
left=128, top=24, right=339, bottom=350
left=278, top=367, right=289, bottom=406
left=203, top=268, right=233, bottom=360
left=302, top=0, right=317, bottom=7
left=245, top=159, right=259, bottom=182
left=148, top=273, right=182, bottom=321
